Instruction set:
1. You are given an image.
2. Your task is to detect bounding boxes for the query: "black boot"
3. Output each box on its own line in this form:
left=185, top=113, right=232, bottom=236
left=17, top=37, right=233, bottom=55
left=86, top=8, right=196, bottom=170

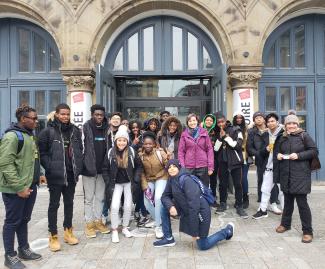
left=18, top=245, right=42, bottom=261
left=243, top=193, right=249, bottom=209
left=4, top=252, right=26, bottom=269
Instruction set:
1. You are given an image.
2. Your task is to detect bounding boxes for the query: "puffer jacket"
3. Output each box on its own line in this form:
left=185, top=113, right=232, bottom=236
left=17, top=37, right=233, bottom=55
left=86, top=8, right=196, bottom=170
left=246, top=125, right=268, bottom=166
left=161, top=170, right=211, bottom=238
left=178, top=127, right=214, bottom=171
left=38, top=119, right=83, bottom=185
left=273, top=129, right=318, bottom=194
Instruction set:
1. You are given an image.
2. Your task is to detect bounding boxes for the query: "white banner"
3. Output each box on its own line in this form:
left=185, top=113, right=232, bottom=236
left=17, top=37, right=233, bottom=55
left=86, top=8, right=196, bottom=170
left=70, top=92, right=92, bottom=129
left=233, top=88, right=254, bottom=125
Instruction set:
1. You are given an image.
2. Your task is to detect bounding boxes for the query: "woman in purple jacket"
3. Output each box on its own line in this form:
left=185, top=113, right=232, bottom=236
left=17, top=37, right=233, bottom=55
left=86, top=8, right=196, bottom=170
left=178, top=113, right=214, bottom=187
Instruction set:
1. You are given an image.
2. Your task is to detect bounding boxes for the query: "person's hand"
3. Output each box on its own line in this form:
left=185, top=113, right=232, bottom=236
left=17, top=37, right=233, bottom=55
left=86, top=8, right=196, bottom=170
left=208, top=170, right=213, bottom=176
left=289, top=153, right=298, bottom=160
left=166, top=151, right=173, bottom=160
left=220, top=128, right=226, bottom=137
left=266, top=145, right=271, bottom=152
left=133, top=137, right=140, bottom=145
left=39, top=175, right=47, bottom=185
left=277, top=153, right=283, bottom=160
left=169, top=206, right=178, bottom=217
left=17, top=188, right=33, bottom=198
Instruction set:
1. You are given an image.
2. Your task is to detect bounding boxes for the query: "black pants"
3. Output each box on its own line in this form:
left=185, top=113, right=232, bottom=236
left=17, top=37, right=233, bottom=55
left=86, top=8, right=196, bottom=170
left=185, top=167, right=210, bottom=187
left=48, top=182, right=76, bottom=234
left=257, top=166, right=278, bottom=203
left=219, top=162, right=243, bottom=207
left=2, top=184, right=37, bottom=255
left=209, top=160, right=219, bottom=198
left=281, top=192, right=313, bottom=235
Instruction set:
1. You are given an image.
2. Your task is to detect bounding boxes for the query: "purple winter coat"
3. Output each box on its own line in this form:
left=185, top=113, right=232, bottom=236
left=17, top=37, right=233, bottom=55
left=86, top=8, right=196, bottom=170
left=178, top=127, right=214, bottom=171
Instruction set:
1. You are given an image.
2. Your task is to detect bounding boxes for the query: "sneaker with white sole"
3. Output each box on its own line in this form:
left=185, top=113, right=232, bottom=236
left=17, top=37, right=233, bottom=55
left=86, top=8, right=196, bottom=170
left=155, top=226, right=164, bottom=239
left=144, top=220, right=155, bottom=228
left=252, top=209, right=268, bottom=219
left=122, top=227, right=133, bottom=238
left=111, top=230, right=119, bottom=243
left=153, top=237, right=176, bottom=247
left=225, top=222, right=235, bottom=240
left=268, top=203, right=282, bottom=215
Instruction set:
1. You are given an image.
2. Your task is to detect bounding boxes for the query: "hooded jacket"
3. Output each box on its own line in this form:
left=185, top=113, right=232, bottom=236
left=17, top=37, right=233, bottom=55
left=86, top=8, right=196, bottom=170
left=202, top=114, right=217, bottom=146
left=144, top=117, right=160, bottom=135
left=38, top=119, right=83, bottom=185
left=246, top=125, right=268, bottom=167
left=273, top=129, right=318, bottom=194
left=0, top=124, right=37, bottom=193
left=158, top=116, right=182, bottom=159
left=178, top=127, right=214, bottom=171
left=232, top=113, right=249, bottom=162
left=161, top=170, right=211, bottom=238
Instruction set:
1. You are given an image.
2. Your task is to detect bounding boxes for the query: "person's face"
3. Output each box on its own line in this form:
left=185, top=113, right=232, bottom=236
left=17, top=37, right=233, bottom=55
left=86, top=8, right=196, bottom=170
left=92, top=110, right=105, bottom=125
left=168, top=164, right=180, bottom=177
left=168, top=121, right=177, bottom=134
left=116, top=138, right=128, bottom=151
left=205, top=117, right=214, bottom=128
left=187, top=116, right=198, bottom=129
left=217, top=118, right=226, bottom=129
left=161, top=113, right=169, bottom=122
left=149, top=121, right=157, bottom=132
left=22, top=111, right=38, bottom=130
left=143, top=138, right=155, bottom=153
left=254, top=116, right=265, bottom=127
left=56, top=109, right=70, bottom=124
left=286, top=122, right=298, bottom=134
left=267, top=117, right=278, bottom=131
left=235, top=115, right=244, bottom=125
left=122, top=120, right=129, bottom=127
left=110, top=115, right=121, bottom=127
left=131, top=123, right=139, bottom=135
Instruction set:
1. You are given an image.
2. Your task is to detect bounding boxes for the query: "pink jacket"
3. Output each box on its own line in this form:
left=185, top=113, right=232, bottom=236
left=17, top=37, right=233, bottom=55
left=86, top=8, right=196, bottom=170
left=178, top=127, right=214, bottom=171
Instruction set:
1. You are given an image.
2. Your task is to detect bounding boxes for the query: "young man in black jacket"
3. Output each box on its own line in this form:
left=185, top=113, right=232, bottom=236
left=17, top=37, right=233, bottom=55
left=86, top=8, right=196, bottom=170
left=214, top=115, right=248, bottom=218
left=82, top=104, right=110, bottom=238
left=38, top=103, right=83, bottom=252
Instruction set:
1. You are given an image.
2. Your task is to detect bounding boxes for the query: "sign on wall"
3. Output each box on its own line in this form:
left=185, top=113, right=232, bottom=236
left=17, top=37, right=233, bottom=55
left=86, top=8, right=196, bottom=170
left=70, top=92, right=92, bottom=129
left=233, top=88, right=254, bottom=125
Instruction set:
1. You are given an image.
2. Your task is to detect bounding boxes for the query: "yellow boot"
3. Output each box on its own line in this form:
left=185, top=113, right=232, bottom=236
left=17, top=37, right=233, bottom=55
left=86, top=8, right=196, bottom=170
left=64, top=228, right=79, bottom=245
left=85, top=222, right=97, bottom=238
left=49, top=234, right=61, bottom=252
left=94, top=219, right=110, bottom=234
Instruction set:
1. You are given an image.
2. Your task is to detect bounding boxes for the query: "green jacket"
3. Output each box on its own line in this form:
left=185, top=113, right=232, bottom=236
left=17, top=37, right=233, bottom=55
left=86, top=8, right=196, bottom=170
left=0, top=130, right=36, bottom=193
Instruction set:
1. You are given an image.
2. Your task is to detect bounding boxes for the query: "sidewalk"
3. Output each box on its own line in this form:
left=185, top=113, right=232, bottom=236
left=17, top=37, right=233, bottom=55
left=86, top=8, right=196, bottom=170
left=0, top=172, right=324, bottom=269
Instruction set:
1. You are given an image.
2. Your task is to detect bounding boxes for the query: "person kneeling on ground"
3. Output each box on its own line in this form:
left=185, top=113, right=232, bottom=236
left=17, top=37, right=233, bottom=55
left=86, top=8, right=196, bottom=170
left=153, top=159, right=234, bottom=250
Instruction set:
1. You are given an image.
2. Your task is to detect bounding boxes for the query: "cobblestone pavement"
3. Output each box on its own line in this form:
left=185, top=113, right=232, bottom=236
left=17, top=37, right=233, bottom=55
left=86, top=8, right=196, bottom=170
left=0, top=172, right=325, bottom=269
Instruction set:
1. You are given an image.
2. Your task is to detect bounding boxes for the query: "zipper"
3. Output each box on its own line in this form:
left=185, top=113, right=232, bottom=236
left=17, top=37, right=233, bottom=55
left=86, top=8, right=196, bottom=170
left=59, top=127, right=68, bottom=186
left=70, top=129, right=78, bottom=184
left=234, top=150, right=241, bottom=162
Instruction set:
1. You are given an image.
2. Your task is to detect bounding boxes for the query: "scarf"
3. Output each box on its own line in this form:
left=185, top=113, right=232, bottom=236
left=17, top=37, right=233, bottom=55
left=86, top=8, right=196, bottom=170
left=188, top=126, right=200, bottom=140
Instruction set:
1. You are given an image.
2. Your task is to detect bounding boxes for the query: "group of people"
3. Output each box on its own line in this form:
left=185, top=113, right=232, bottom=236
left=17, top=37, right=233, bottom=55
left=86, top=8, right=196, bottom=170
left=0, top=103, right=319, bottom=269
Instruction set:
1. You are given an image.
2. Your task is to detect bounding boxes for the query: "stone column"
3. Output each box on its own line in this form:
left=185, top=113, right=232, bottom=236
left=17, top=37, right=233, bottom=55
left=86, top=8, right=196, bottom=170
left=227, top=65, right=262, bottom=125
left=61, top=68, right=95, bottom=129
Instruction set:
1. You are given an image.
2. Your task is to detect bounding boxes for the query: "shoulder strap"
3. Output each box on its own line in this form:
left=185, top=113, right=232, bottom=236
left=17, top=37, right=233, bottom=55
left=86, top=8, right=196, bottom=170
left=155, top=149, right=164, bottom=166
left=129, top=146, right=135, bottom=168
left=108, top=148, right=113, bottom=165
left=12, top=130, right=24, bottom=154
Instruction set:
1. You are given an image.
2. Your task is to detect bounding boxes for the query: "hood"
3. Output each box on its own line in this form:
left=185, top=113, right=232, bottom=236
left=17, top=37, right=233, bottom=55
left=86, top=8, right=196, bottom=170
left=202, top=114, right=216, bottom=134
left=144, top=117, right=161, bottom=132
left=5, top=123, right=34, bottom=136
left=48, top=118, right=73, bottom=130
left=268, top=125, right=284, bottom=137
left=232, top=113, right=246, bottom=132
left=160, top=116, right=182, bottom=138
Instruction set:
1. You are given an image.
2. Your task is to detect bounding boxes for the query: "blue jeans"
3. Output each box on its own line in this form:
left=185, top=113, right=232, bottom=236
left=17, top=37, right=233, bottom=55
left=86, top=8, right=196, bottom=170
left=196, top=228, right=229, bottom=250
left=242, top=164, right=249, bottom=195
left=161, top=205, right=173, bottom=238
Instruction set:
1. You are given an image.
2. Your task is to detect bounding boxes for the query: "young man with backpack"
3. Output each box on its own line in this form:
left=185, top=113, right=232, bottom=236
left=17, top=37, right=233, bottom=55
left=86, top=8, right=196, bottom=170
left=38, top=103, right=83, bottom=252
left=154, top=159, right=234, bottom=249
left=0, top=105, right=42, bottom=269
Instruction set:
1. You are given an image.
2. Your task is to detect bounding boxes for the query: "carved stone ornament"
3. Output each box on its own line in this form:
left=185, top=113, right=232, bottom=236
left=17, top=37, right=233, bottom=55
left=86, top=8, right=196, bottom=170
left=228, top=72, right=262, bottom=89
left=68, top=0, right=84, bottom=10
left=63, top=76, right=95, bottom=93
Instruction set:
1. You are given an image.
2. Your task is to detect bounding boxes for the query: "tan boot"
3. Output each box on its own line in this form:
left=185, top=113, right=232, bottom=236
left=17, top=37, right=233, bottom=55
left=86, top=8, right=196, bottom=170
left=49, top=234, right=61, bottom=252
left=85, top=222, right=97, bottom=238
left=302, top=234, right=313, bottom=243
left=94, top=219, right=110, bottom=234
left=64, top=228, right=79, bottom=245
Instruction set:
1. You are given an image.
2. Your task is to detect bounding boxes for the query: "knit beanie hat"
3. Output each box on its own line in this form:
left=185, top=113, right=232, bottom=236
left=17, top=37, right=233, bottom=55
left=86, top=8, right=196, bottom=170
left=284, top=115, right=300, bottom=126
left=166, top=159, right=181, bottom=170
left=114, top=125, right=129, bottom=142
left=253, top=111, right=265, bottom=121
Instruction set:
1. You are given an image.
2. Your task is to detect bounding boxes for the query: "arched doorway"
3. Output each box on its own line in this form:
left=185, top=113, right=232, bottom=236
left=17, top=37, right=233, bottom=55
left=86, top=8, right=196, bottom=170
left=97, top=16, right=226, bottom=123
left=260, top=14, right=325, bottom=178
left=0, top=18, right=65, bottom=135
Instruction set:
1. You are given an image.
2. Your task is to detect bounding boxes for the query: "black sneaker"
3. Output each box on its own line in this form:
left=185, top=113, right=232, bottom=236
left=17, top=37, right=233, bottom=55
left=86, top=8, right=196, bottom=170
left=252, top=209, right=268, bottom=220
left=211, top=201, right=219, bottom=208
left=153, top=237, right=176, bottom=248
left=4, top=252, right=26, bottom=269
left=18, top=246, right=42, bottom=261
left=236, top=207, right=249, bottom=219
left=134, top=212, right=140, bottom=222
left=137, top=216, right=150, bottom=227
left=215, top=202, right=227, bottom=214
left=243, top=194, right=249, bottom=209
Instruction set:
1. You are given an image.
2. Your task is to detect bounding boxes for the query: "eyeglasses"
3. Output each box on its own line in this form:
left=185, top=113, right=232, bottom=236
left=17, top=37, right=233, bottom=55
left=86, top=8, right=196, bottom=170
left=25, top=116, right=38, bottom=121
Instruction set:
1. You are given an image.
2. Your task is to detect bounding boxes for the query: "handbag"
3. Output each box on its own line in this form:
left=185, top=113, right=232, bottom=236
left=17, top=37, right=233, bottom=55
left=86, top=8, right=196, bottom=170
left=301, top=133, right=321, bottom=171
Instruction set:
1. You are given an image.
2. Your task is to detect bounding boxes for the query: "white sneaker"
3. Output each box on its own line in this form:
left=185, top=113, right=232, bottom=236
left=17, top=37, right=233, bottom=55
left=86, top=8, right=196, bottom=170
left=122, top=227, right=133, bottom=238
left=155, top=226, right=164, bottom=239
left=111, top=230, right=119, bottom=243
left=268, top=203, right=282, bottom=215
left=145, top=220, right=155, bottom=228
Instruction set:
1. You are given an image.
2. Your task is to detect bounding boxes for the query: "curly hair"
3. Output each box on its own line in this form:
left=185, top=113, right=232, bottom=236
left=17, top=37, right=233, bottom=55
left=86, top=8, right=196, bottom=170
left=15, top=105, right=36, bottom=121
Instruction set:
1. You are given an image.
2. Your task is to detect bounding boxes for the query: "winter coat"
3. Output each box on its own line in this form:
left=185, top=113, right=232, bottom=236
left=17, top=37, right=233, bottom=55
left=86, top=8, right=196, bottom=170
left=82, top=119, right=109, bottom=177
left=214, top=123, right=243, bottom=170
left=178, top=127, right=214, bottom=171
left=273, top=129, right=318, bottom=194
left=246, top=125, right=268, bottom=167
left=102, top=146, right=142, bottom=207
left=0, top=124, right=36, bottom=193
left=144, top=117, right=160, bottom=135
left=161, top=170, right=211, bottom=238
left=157, top=116, right=182, bottom=159
left=38, top=119, right=83, bottom=185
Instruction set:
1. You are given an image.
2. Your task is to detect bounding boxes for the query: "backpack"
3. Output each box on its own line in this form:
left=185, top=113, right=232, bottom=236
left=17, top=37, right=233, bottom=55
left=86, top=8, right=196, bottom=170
left=107, top=146, right=135, bottom=168
left=11, top=130, right=24, bottom=154
left=179, top=174, right=216, bottom=205
left=300, top=132, right=321, bottom=171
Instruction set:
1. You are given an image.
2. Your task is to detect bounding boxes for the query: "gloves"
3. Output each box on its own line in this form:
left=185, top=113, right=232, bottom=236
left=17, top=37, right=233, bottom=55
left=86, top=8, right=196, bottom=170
left=144, top=187, right=155, bottom=206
